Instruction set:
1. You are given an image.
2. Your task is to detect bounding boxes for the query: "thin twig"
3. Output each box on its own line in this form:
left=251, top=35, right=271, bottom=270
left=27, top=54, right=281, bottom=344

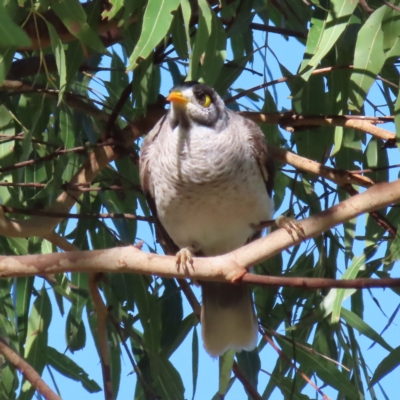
left=249, top=23, right=307, bottom=39
left=232, top=362, right=263, bottom=400
left=382, top=0, right=400, bottom=12
left=259, top=330, right=330, bottom=399
left=1, top=206, right=152, bottom=222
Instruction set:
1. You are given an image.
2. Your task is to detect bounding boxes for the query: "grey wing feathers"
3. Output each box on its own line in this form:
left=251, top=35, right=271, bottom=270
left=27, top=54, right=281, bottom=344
left=139, top=114, right=168, bottom=197
left=239, top=115, right=275, bottom=197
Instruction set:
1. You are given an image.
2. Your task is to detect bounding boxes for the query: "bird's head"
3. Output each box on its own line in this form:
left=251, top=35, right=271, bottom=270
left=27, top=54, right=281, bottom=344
left=167, top=82, right=228, bottom=130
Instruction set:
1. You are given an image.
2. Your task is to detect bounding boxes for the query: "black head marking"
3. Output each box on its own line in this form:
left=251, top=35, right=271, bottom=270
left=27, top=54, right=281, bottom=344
left=168, top=82, right=228, bottom=129
left=191, top=84, right=217, bottom=105
left=170, top=82, right=218, bottom=105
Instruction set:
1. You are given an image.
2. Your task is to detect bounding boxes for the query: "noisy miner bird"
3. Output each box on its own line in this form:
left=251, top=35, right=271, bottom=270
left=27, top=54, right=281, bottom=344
left=139, top=82, right=275, bottom=357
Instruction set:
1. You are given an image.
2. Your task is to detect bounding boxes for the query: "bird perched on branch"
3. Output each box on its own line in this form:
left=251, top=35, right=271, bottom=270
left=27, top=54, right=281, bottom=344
left=139, top=82, right=275, bottom=357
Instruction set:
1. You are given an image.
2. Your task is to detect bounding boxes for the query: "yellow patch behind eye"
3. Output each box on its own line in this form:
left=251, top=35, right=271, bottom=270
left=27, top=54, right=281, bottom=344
left=203, top=94, right=212, bottom=108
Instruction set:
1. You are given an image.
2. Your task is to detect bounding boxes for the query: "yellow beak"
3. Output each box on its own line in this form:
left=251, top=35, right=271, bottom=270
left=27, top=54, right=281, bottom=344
left=167, top=91, right=189, bottom=105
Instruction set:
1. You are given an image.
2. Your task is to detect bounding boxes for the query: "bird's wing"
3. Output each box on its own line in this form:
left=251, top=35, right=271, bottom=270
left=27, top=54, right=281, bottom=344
left=139, top=114, right=168, bottom=198
left=139, top=114, right=180, bottom=253
left=230, top=111, right=275, bottom=197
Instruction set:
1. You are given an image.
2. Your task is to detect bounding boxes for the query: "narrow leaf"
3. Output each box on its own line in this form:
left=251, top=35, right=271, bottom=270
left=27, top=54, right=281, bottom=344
left=341, top=308, right=392, bottom=352
left=370, top=346, right=400, bottom=386
left=349, top=6, right=386, bottom=110
left=0, top=9, right=31, bottom=47
left=219, top=349, right=235, bottom=396
left=47, top=347, right=101, bottom=393
left=127, top=0, right=181, bottom=70
left=302, top=0, right=358, bottom=79
left=51, top=0, right=106, bottom=54
left=46, top=22, right=67, bottom=105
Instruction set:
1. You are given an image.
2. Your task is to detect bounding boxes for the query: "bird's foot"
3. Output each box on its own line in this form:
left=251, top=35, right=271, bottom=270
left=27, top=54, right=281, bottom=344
left=176, top=246, right=197, bottom=274
left=276, top=215, right=306, bottom=241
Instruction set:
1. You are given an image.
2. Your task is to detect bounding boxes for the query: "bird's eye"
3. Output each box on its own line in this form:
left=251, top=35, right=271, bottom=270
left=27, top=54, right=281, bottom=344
left=197, top=93, right=212, bottom=108
left=203, top=94, right=212, bottom=108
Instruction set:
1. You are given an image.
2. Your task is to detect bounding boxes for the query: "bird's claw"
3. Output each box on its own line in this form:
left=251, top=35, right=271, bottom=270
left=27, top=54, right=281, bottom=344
left=176, top=247, right=195, bottom=274
left=276, top=215, right=306, bottom=241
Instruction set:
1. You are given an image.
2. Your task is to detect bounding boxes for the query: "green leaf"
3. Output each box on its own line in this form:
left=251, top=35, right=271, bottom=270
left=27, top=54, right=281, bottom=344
left=188, top=0, right=212, bottom=81
left=0, top=8, right=31, bottom=48
left=46, top=21, right=67, bottom=105
left=370, top=346, right=400, bottom=386
left=395, top=87, right=400, bottom=149
left=65, top=39, right=84, bottom=90
left=109, top=327, right=121, bottom=399
left=152, top=357, right=185, bottom=400
left=15, top=277, right=34, bottom=352
left=201, top=11, right=226, bottom=86
left=341, top=308, right=393, bottom=352
left=301, top=0, right=358, bottom=79
left=160, top=279, right=183, bottom=350
left=213, top=55, right=252, bottom=95
left=181, top=0, right=192, bottom=56
left=51, top=0, right=106, bottom=54
left=236, top=349, right=260, bottom=394
left=101, top=0, right=123, bottom=20
left=0, top=47, right=15, bottom=85
left=219, top=349, right=235, bottom=397
left=365, top=137, right=378, bottom=168
left=20, top=287, right=52, bottom=400
left=127, top=0, right=181, bottom=70
left=132, top=276, right=161, bottom=355
left=66, top=274, right=88, bottom=352
left=47, top=346, right=101, bottom=392
left=171, top=8, right=188, bottom=60
left=349, top=6, right=386, bottom=111
left=331, top=249, right=374, bottom=323
left=276, top=336, right=359, bottom=399
left=387, top=227, right=400, bottom=262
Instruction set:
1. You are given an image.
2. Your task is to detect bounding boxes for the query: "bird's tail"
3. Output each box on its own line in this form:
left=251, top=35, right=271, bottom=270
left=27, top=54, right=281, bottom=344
left=201, top=282, right=258, bottom=357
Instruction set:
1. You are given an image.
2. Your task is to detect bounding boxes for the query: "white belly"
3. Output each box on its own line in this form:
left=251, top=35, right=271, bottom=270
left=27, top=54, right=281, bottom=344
left=155, top=164, right=273, bottom=256
left=148, top=120, right=273, bottom=256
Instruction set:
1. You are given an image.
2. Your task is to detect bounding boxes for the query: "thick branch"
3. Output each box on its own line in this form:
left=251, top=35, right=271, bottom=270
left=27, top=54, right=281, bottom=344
left=1, top=179, right=399, bottom=285
left=271, top=147, right=374, bottom=188
left=0, top=337, right=61, bottom=400
left=242, top=112, right=396, bottom=142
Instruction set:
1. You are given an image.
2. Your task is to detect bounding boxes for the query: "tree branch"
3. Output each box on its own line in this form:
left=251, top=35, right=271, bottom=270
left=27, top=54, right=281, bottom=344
left=1, top=206, right=152, bottom=222
left=0, top=337, right=61, bottom=400
left=1, top=179, right=399, bottom=286
left=271, top=147, right=374, bottom=188
left=232, top=362, right=263, bottom=400
left=242, top=112, right=396, bottom=142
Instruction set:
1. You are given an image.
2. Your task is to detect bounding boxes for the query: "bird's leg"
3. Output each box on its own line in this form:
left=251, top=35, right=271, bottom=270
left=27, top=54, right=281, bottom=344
left=252, top=215, right=306, bottom=241
left=176, top=244, right=200, bottom=274
left=275, top=215, right=306, bottom=241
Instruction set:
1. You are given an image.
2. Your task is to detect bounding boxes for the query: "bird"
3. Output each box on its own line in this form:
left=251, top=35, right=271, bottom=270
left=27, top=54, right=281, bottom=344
left=139, top=81, right=275, bottom=357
